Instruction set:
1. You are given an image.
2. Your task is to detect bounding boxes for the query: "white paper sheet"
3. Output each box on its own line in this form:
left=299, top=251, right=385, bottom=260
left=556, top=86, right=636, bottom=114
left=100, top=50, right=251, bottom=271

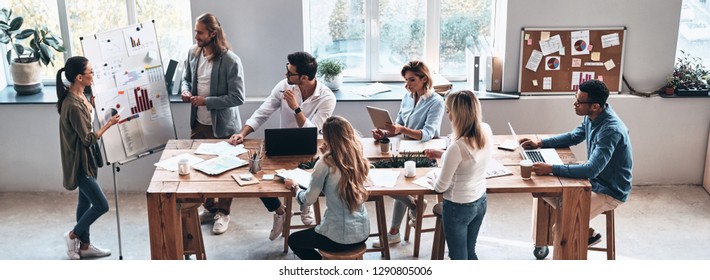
left=154, top=153, right=205, bottom=172
left=545, top=56, right=561, bottom=71
left=543, top=77, right=552, bottom=90
left=194, top=141, right=248, bottom=157
left=525, top=50, right=543, bottom=72
left=604, top=59, right=616, bottom=71
left=539, top=35, right=563, bottom=56
left=367, top=169, right=401, bottom=188
left=571, top=30, right=590, bottom=55
left=601, top=33, right=620, bottom=48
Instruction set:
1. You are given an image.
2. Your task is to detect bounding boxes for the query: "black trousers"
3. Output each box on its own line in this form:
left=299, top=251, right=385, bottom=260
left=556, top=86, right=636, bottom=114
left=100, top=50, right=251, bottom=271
left=288, top=228, right=366, bottom=260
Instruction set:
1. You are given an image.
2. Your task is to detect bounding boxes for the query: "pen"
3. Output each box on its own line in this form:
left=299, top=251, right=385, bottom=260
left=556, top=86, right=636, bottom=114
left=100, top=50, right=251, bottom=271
left=118, top=114, right=140, bottom=124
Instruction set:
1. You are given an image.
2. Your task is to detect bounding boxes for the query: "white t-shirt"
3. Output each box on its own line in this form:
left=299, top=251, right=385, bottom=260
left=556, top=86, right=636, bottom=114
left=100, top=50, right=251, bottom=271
left=433, top=123, right=494, bottom=204
left=195, top=53, right=213, bottom=126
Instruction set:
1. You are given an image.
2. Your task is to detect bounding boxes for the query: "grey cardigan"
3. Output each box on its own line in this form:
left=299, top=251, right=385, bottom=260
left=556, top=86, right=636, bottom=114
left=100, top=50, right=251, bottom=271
left=59, top=94, right=98, bottom=190
left=181, top=46, right=245, bottom=138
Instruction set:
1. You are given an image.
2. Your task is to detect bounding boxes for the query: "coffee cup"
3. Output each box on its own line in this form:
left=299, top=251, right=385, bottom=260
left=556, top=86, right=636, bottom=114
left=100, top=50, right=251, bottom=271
left=520, top=160, right=533, bottom=180
left=404, top=160, right=416, bottom=178
left=178, top=159, right=191, bottom=175
left=380, top=138, right=391, bottom=153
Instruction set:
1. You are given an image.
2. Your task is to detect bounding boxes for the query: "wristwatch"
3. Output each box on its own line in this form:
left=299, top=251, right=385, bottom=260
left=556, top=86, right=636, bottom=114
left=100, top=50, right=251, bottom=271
left=294, top=107, right=302, bottom=115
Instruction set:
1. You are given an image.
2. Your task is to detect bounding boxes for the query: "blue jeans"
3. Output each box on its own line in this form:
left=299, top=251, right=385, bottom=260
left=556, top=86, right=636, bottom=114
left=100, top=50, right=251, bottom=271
left=73, top=174, right=109, bottom=244
left=442, top=194, right=487, bottom=260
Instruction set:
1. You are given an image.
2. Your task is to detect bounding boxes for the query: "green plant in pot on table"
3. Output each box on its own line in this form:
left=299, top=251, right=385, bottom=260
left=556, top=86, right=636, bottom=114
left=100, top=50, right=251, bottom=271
left=665, top=50, right=709, bottom=96
left=0, top=8, right=65, bottom=95
left=317, top=58, right=345, bottom=91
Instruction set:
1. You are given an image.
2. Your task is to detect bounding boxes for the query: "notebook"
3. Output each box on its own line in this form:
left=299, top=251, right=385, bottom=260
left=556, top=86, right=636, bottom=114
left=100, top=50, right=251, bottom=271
left=264, top=127, right=318, bottom=156
left=399, top=138, right=449, bottom=154
left=508, top=122, right=564, bottom=165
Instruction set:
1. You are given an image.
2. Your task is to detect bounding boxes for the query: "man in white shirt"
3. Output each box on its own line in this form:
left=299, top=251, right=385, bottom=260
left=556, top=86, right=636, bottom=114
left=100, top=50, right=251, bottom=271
left=229, top=51, right=336, bottom=241
left=181, top=13, right=245, bottom=235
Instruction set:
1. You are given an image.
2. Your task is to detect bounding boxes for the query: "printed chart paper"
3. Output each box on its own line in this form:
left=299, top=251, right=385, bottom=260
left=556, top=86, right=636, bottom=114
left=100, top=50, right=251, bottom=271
left=571, top=30, right=590, bottom=55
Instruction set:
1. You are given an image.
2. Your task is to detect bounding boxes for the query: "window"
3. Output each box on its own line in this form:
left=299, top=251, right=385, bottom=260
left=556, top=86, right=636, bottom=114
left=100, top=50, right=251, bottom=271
left=2, top=0, right=191, bottom=84
left=304, top=0, right=493, bottom=81
left=676, top=0, right=710, bottom=69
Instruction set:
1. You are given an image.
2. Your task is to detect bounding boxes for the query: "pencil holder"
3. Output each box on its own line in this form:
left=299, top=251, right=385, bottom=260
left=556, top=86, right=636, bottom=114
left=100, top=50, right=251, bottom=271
left=249, top=158, right=262, bottom=174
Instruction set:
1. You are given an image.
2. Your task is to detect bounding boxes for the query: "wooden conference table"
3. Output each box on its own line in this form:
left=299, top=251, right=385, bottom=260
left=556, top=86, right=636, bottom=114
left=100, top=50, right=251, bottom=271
left=147, top=136, right=590, bottom=260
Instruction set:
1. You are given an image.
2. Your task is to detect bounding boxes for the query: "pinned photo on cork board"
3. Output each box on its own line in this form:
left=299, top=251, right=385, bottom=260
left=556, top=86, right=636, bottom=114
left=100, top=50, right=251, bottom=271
left=518, top=27, right=626, bottom=95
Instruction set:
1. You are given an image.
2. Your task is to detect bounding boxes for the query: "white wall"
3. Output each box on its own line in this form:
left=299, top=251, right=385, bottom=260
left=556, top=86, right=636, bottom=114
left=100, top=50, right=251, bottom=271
left=2, top=0, right=709, bottom=193
left=500, top=0, right=681, bottom=93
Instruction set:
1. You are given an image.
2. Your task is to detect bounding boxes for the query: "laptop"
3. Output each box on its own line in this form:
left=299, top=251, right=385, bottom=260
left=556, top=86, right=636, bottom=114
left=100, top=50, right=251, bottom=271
left=508, top=122, right=564, bottom=165
left=264, top=127, right=318, bottom=156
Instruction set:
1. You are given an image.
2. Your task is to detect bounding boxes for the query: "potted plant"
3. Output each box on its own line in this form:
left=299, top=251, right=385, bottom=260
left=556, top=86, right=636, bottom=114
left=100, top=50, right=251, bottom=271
left=0, top=8, right=66, bottom=95
left=667, top=50, right=709, bottom=97
left=317, top=58, right=345, bottom=91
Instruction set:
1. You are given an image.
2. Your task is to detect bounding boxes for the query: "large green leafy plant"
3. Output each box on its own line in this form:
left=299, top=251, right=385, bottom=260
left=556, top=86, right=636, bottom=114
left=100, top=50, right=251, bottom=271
left=0, top=8, right=65, bottom=66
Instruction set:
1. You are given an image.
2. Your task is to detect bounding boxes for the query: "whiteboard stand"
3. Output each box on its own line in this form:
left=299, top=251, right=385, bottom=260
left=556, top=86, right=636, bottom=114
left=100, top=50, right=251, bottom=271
left=109, top=148, right=164, bottom=260
left=111, top=163, right=124, bottom=260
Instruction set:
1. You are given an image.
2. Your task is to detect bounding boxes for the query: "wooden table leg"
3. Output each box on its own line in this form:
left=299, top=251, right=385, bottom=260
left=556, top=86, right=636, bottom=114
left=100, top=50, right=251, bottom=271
left=283, top=194, right=293, bottom=253
left=373, top=196, right=390, bottom=260
left=553, top=187, right=591, bottom=260
left=147, top=192, right=182, bottom=260
left=412, top=195, right=425, bottom=257
left=532, top=196, right=555, bottom=247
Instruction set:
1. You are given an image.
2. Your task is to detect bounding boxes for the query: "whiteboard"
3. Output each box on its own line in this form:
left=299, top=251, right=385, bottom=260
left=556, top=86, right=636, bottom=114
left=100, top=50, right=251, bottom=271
left=80, top=21, right=176, bottom=164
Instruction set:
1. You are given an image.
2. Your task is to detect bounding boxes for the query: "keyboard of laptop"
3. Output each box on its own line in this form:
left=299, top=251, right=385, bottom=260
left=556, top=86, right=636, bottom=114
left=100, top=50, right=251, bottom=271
left=525, top=150, right=545, bottom=163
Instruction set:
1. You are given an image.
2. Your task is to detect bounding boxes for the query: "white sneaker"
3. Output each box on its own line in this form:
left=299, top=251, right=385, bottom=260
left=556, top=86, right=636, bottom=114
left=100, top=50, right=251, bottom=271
left=269, top=213, right=284, bottom=240
left=199, top=209, right=217, bottom=224
left=408, top=199, right=428, bottom=227
left=212, top=212, right=230, bottom=235
left=79, top=244, right=111, bottom=258
left=300, top=205, right=315, bottom=225
left=63, top=231, right=79, bottom=260
left=373, top=232, right=401, bottom=248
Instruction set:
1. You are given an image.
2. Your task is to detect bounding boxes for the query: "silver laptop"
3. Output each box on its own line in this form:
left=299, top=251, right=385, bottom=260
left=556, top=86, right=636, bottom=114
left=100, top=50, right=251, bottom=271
left=508, top=122, right=564, bottom=165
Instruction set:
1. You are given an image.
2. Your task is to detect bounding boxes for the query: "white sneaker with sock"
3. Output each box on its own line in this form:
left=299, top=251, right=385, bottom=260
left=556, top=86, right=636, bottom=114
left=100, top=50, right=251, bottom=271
left=79, top=244, right=111, bottom=258
left=373, top=232, right=401, bottom=248
left=269, top=213, right=284, bottom=240
left=63, top=231, right=79, bottom=260
left=300, top=205, right=314, bottom=225
left=212, top=212, right=230, bottom=234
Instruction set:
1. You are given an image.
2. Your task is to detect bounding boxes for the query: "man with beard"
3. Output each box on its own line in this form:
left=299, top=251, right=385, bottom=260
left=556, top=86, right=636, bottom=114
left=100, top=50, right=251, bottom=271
left=229, top=51, right=336, bottom=241
left=181, top=13, right=245, bottom=235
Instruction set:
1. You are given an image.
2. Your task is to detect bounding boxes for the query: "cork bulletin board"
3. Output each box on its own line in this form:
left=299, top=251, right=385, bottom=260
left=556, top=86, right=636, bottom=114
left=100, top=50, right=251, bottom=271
left=518, top=27, right=626, bottom=95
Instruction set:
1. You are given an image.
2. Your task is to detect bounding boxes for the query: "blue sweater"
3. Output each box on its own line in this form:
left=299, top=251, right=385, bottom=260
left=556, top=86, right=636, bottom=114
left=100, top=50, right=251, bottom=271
left=543, top=105, right=633, bottom=202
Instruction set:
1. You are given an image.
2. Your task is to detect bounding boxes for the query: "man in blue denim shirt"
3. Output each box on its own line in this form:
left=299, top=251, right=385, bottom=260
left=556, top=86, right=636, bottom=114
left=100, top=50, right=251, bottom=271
left=519, top=79, right=632, bottom=246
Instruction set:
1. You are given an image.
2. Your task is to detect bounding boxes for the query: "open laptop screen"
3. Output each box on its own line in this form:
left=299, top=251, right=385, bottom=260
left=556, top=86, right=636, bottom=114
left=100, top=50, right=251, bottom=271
left=264, top=127, right=318, bottom=156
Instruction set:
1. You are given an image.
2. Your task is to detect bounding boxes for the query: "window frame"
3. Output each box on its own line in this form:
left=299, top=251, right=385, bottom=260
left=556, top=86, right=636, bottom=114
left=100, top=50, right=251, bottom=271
left=303, top=0, right=491, bottom=82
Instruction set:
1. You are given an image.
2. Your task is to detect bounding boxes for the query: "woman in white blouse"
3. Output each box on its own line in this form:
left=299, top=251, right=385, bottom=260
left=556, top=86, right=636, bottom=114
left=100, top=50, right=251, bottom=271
left=424, top=90, right=493, bottom=260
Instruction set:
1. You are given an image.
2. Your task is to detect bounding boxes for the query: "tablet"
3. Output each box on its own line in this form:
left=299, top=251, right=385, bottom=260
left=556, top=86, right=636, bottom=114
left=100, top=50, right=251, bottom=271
left=366, top=106, right=394, bottom=130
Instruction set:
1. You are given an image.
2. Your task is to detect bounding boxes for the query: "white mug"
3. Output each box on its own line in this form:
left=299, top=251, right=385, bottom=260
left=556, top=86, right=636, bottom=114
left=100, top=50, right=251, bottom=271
left=404, top=160, right=416, bottom=178
left=178, top=159, right=190, bottom=175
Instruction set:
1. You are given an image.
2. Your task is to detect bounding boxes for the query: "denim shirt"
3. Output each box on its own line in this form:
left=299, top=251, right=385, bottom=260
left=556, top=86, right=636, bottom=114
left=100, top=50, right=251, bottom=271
left=396, top=92, right=445, bottom=141
left=542, top=105, right=633, bottom=202
left=296, top=159, right=370, bottom=244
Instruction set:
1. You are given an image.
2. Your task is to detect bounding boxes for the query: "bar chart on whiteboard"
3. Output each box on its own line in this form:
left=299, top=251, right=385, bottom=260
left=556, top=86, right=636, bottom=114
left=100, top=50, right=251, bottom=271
left=80, top=21, right=176, bottom=163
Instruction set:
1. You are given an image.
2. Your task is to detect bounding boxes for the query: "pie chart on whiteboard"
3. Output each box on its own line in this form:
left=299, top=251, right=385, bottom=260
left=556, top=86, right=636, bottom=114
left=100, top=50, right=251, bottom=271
left=574, top=40, right=587, bottom=52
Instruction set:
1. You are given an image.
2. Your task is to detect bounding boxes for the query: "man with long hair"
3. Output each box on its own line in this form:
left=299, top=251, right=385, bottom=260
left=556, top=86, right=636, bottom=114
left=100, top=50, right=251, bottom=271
left=181, top=12, right=245, bottom=235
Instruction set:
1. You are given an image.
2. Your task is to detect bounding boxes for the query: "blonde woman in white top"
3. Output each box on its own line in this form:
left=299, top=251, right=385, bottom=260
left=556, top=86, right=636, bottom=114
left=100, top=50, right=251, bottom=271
left=424, top=90, right=493, bottom=260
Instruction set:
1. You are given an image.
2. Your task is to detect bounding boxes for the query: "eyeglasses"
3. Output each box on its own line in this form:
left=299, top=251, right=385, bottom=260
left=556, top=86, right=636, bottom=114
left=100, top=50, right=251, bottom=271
left=285, top=65, right=300, bottom=78
left=574, top=99, right=594, bottom=106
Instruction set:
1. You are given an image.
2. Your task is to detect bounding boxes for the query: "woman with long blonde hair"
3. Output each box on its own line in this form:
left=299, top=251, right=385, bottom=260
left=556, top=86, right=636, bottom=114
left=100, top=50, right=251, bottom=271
left=286, top=116, right=370, bottom=259
left=424, top=90, right=493, bottom=260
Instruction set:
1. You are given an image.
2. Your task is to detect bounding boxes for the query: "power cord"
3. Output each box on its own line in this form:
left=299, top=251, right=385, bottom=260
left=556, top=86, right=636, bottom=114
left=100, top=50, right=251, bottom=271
left=622, top=75, right=658, bottom=97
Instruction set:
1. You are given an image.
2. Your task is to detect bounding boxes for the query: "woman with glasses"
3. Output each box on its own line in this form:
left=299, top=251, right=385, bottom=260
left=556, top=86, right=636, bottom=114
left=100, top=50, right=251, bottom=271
left=286, top=116, right=370, bottom=259
left=57, top=56, right=120, bottom=260
left=371, top=60, right=445, bottom=248
left=424, top=90, right=493, bottom=260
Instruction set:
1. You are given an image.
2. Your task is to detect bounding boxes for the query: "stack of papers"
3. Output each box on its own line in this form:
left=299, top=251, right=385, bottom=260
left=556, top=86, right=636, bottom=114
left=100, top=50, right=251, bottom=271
left=194, top=141, right=248, bottom=157
left=351, top=83, right=392, bottom=97
left=154, top=153, right=205, bottom=172
left=366, top=169, right=401, bottom=188
left=399, top=138, right=448, bottom=154
left=276, top=168, right=313, bottom=189
left=192, top=156, right=248, bottom=175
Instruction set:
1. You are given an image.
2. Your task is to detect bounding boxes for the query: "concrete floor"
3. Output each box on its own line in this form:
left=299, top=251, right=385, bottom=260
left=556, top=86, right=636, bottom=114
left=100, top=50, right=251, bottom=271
left=1, top=185, right=709, bottom=260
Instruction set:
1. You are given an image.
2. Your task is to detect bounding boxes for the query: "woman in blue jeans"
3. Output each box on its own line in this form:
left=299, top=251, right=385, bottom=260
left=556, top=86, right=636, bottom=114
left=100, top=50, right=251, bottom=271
left=424, top=90, right=493, bottom=260
left=57, top=56, right=120, bottom=260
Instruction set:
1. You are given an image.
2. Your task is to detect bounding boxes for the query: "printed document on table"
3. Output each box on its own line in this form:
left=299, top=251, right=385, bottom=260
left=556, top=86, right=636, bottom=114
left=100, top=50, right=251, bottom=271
left=367, top=169, right=401, bottom=188
left=276, top=168, right=313, bottom=189
left=412, top=169, right=441, bottom=190
left=399, top=138, right=448, bottom=153
left=192, top=156, right=248, bottom=175
left=485, top=159, right=513, bottom=178
left=154, top=153, right=205, bottom=172
left=194, top=141, right=248, bottom=157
